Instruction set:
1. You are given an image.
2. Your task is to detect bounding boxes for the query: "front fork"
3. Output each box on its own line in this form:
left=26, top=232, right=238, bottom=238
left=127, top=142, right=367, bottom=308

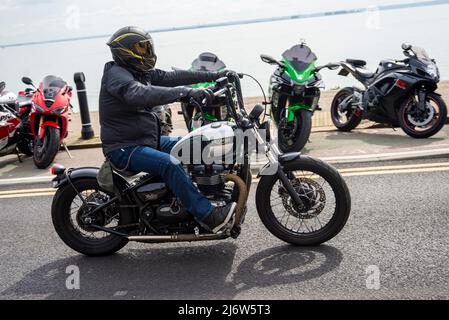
left=417, top=90, right=428, bottom=114
left=254, top=127, right=304, bottom=207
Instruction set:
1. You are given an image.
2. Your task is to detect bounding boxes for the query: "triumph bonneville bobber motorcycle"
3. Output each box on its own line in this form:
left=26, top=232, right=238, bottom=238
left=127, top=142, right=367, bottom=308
left=261, top=41, right=339, bottom=152
left=330, top=43, right=447, bottom=138
left=50, top=72, right=351, bottom=256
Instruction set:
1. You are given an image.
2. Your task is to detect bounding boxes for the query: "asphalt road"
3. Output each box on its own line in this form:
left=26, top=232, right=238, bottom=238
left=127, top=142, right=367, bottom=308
left=0, top=158, right=449, bottom=300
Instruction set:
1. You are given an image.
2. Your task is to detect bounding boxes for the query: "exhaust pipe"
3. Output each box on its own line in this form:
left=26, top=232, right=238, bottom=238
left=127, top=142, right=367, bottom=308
left=128, top=233, right=226, bottom=243
left=224, top=173, right=248, bottom=225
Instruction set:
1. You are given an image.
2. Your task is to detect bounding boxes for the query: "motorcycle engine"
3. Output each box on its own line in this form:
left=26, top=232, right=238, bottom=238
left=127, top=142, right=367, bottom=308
left=364, top=86, right=381, bottom=110
left=190, top=164, right=233, bottom=205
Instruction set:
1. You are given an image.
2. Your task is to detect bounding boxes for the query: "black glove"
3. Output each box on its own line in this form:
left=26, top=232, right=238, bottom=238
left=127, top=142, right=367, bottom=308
left=187, top=88, right=214, bottom=105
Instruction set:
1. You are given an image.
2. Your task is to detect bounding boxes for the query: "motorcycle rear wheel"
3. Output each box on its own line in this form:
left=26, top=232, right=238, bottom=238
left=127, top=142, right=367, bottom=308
left=52, top=178, right=134, bottom=256
left=256, top=156, right=351, bottom=246
left=330, top=87, right=362, bottom=131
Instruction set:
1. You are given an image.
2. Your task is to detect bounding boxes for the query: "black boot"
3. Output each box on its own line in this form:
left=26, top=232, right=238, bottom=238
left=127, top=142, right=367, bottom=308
left=201, top=202, right=237, bottom=233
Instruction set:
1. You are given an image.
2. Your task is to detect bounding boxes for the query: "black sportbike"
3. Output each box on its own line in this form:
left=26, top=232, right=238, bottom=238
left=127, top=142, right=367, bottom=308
left=331, top=43, right=446, bottom=138
left=50, top=72, right=351, bottom=256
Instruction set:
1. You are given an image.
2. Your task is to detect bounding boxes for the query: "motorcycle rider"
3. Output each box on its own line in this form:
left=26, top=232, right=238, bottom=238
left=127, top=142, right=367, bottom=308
left=100, top=26, right=236, bottom=233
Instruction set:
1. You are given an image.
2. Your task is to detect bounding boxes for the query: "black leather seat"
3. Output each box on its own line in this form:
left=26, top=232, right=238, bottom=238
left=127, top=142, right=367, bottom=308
left=346, top=59, right=367, bottom=67
left=354, top=68, right=374, bottom=79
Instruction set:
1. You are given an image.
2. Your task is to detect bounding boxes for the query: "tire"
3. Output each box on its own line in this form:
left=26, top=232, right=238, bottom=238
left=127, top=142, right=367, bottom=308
left=278, top=109, right=312, bottom=153
left=51, top=178, right=133, bottom=256
left=330, top=87, right=362, bottom=131
left=255, top=156, right=351, bottom=246
left=33, top=126, right=60, bottom=169
left=399, top=92, right=447, bottom=139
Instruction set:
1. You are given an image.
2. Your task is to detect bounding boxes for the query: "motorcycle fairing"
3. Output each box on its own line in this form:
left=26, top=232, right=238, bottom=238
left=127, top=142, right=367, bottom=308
left=191, top=52, right=226, bottom=89
left=281, top=44, right=317, bottom=84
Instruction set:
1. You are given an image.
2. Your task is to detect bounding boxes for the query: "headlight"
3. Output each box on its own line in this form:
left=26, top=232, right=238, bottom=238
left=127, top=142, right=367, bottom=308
left=293, top=85, right=305, bottom=95
left=51, top=106, right=67, bottom=114
left=32, top=101, right=44, bottom=113
left=426, top=64, right=439, bottom=80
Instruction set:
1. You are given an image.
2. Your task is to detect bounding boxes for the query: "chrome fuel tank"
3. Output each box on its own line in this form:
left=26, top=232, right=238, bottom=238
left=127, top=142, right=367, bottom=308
left=171, top=121, right=237, bottom=165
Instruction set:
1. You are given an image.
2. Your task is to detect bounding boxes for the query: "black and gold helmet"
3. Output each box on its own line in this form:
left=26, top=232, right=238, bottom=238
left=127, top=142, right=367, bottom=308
left=107, top=26, right=157, bottom=72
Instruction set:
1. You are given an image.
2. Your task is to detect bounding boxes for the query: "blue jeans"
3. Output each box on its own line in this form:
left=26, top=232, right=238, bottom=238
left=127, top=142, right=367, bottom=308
left=106, top=136, right=213, bottom=221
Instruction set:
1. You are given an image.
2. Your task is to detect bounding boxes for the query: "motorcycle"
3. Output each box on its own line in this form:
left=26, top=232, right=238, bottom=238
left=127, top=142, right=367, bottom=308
left=21, top=75, right=72, bottom=169
left=0, top=82, right=33, bottom=159
left=154, top=104, right=173, bottom=136
left=330, top=43, right=447, bottom=138
left=179, top=52, right=228, bottom=131
left=261, top=41, right=339, bottom=153
left=49, top=72, right=351, bottom=256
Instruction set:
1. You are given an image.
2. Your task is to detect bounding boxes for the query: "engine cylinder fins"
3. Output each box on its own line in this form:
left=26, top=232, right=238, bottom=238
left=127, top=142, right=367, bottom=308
left=193, top=174, right=225, bottom=186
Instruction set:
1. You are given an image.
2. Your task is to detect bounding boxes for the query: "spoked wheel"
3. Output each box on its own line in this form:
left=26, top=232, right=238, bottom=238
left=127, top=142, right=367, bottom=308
left=399, top=92, right=447, bottom=138
left=330, top=87, right=362, bottom=131
left=51, top=178, right=135, bottom=256
left=256, top=156, right=351, bottom=246
left=277, top=109, right=312, bottom=153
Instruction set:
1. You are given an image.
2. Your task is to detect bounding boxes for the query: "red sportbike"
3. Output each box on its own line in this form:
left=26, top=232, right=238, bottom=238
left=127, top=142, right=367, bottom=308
left=21, top=75, right=72, bottom=168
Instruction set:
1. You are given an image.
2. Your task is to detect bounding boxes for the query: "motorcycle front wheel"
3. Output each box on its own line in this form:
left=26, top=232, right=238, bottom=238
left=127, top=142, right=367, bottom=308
left=33, top=126, right=60, bottom=169
left=398, top=92, right=447, bottom=139
left=277, top=109, right=312, bottom=153
left=256, top=156, right=351, bottom=246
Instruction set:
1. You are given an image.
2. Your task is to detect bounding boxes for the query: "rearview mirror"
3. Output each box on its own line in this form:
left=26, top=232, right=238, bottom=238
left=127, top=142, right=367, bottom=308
left=401, top=43, right=412, bottom=51
left=260, top=54, right=283, bottom=67
left=21, top=76, right=34, bottom=86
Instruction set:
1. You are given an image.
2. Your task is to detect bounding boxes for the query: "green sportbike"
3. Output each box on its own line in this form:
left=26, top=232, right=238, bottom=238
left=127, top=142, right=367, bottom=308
left=261, top=41, right=339, bottom=152
left=179, top=52, right=228, bottom=131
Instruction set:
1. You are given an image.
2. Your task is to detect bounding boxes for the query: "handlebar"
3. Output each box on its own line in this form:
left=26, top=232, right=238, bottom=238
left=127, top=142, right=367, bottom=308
left=201, top=87, right=227, bottom=105
left=188, top=71, right=255, bottom=129
left=316, top=62, right=340, bottom=71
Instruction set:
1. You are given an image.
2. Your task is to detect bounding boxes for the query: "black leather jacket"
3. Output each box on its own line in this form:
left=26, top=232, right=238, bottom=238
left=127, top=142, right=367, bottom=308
left=99, top=61, right=218, bottom=154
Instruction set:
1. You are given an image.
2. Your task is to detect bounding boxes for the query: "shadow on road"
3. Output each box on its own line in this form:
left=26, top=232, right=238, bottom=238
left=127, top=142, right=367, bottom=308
left=1, top=243, right=342, bottom=299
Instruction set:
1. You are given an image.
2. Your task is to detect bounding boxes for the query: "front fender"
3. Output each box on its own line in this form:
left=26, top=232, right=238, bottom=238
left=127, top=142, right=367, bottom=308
left=287, top=104, right=312, bottom=122
left=39, top=121, right=60, bottom=139
left=256, top=152, right=301, bottom=177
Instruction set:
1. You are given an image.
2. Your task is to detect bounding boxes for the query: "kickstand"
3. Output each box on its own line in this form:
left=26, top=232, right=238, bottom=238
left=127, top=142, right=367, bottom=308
left=15, top=147, right=23, bottom=162
left=62, top=142, right=73, bottom=159
left=391, top=125, right=397, bottom=131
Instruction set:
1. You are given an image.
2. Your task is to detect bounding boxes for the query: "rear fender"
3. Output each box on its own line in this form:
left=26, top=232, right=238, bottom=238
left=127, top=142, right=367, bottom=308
left=53, top=166, right=129, bottom=191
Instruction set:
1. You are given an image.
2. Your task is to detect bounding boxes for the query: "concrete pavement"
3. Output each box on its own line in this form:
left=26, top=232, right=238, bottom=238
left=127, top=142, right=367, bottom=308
left=2, top=123, right=449, bottom=185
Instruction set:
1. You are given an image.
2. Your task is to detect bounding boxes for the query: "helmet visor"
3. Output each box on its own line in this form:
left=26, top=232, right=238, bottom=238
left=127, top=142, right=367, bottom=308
left=131, top=39, right=157, bottom=70
left=131, top=40, right=154, bottom=59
